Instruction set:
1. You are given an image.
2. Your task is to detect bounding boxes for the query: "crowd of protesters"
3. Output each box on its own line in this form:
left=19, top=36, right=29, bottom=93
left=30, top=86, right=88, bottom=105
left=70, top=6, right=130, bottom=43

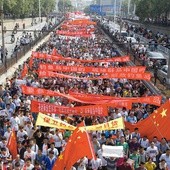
left=0, top=14, right=169, bottom=170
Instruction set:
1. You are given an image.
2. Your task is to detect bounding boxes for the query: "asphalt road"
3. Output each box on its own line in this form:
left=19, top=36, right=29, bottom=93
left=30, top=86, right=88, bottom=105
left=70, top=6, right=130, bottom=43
left=0, top=21, right=47, bottom=63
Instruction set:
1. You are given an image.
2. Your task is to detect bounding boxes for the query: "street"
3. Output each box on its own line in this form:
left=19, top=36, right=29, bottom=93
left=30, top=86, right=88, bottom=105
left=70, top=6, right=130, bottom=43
left=0, top=20, right=47, bottom=63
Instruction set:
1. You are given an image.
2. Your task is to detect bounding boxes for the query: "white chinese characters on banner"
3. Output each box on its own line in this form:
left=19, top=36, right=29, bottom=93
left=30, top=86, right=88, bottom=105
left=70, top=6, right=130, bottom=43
left=102, top=145, right=123, bottom=158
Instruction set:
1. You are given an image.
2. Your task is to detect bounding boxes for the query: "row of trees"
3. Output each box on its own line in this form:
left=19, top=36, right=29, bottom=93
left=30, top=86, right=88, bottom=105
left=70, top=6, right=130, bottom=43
left=58, top=0, right=73, bottom=12
left=131, top=0, right=170, bottom=23
left=1, top=0, right=56, bottom=18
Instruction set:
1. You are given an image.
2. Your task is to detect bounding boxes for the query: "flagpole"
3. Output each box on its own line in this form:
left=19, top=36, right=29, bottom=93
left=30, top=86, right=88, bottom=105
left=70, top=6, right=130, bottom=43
left=84, top=123, right=96, bottom=160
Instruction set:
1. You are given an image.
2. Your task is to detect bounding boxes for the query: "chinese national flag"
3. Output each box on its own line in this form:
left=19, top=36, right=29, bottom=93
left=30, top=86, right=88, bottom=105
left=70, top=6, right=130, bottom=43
left=52, top=122, right=96, bottom=170
left=125, top=99, right=170, bottom=140
left=51, top=47, right=57, bottom=56
left=7, top=129, right=17, bottom=159
left=21, top=63, right=28, bottom=78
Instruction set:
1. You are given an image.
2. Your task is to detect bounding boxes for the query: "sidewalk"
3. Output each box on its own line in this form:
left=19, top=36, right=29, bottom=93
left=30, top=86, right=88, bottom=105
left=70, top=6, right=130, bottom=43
left=0, top=18, right=62, bottom=84
left=0, top=34, right=50, bottom=85
left=0, top=21, right=47, bottom=61
left=124, top=19, right=170, bottom=35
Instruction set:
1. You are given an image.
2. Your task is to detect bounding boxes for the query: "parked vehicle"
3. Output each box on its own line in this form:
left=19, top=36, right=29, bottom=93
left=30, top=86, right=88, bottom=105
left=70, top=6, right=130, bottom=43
left=145, top=51, right=167, bottom=69
left=157, top=65, right=170, bottom=85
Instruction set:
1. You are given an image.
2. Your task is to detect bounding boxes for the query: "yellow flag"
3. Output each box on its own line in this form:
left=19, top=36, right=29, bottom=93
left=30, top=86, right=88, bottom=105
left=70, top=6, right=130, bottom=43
left=36, top=113, right=76, bottom=131
left=81, top=117, right=125, bottom=131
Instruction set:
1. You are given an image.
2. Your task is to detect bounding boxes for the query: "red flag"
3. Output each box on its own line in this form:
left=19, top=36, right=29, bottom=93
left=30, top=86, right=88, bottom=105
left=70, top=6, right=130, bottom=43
left=52, top=122, right=96, bottom=170
left=125, top=99, right=170, bottom=140
left=21, top=63, right=28, bottom=78
left=29, top=57, right=33, bottom=69
left=51, top=47, right=57, bottom=56
left=7, top=129, right=17, bottom=159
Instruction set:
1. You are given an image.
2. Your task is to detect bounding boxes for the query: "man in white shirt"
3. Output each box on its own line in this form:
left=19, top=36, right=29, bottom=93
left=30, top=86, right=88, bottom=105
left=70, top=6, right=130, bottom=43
left=90, top=155, right=102, bottom=170
left=77, top=157, right=88, bottom=170
left=10, top=113, right=20, bottom=131
left=47, top=143, right=59, bottom=157
left=29, top=139, right=39, bottom=154
left=53, top=129, right=63, bottom=154
left=139, top=136, right=149, bottom=150
left=97, top=148, right=107, bottom=168
left=17, top=126, right=28, bottom=142
left=146, top=142, right=159, bottom=162
left=4, top=126, right=12, bottom=140
left=24, top=145, right=36, bottom=165
left=159, top=149, right=170, bottom=169
left=24, top=121, right=34, bottom=138
left=42, top=138, right=49, bottom=155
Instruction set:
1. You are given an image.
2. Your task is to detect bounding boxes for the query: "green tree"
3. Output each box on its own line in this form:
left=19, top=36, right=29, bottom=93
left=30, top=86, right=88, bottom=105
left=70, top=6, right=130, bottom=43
left=58, top=0, right=72, bottom=12
left=1, top=0, right=56, bottom=19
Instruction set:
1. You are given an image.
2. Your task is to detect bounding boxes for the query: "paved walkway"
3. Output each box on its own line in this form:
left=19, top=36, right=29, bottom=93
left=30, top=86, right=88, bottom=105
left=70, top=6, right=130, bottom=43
left=0, top=17, right=62, bottom=84
left=124, top=19, right=170, bottom=35
left=0, top=20, right=47, bottom=63
left=0, top=34, right=50, bottom=85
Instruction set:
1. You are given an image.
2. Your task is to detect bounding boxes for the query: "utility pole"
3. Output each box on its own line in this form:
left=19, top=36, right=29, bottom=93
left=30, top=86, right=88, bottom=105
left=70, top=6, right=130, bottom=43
left=114, top=0, right=117, bottom=24
left=63, top=0, right=65, bottom=14
left=39, top=0, right=41, bottom=22
left=167, top=52, right=170, bottom=83
left=0, top=1, right=6, bottom=71
left=128, top=0, right=131, bottom=18
left=100, top=0, right=102, bottom=20
left=119, top=0, right=123, bottom=35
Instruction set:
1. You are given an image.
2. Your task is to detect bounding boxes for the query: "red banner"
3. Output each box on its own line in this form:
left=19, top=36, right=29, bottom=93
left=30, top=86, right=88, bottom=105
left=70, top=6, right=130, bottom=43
left=21, top=63, right=28, bottom=78
left=32, top=51, right=130, bottom=63
left=39, top=64, right=146, bottom=74
left=56, top=30, right=92, bottom=37
left=69, top=92, right=162, bottom=106
left=21, top=85, right=132, bottom=109
left=38, top=70, right=151, bottom=81
left=31, top=100, right=108, bottom=116
left=68, top=20, right=96, bottom=25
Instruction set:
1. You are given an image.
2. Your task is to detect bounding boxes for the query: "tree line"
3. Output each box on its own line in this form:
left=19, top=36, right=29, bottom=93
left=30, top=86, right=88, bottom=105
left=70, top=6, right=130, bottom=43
left=133, top=0, right=170, bottom=24
left=0, top=0, right=56, bottom=19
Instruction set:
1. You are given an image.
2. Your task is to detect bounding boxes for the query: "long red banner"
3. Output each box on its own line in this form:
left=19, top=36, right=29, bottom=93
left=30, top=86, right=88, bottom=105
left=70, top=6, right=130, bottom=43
left=32, top=51, right=131, bottom=63
left=21, top=85, right=132, bottom=109
left=56, top=30, right=92, bottom=37
left=69, top=92, right=162, bottom=106
left=31, top=100, right=108, bottom=116
left=39, top=64, right=146, bottom=74
left=21, top=85, right=162, bottom=107
left=38, top=70, right=151, bottom=81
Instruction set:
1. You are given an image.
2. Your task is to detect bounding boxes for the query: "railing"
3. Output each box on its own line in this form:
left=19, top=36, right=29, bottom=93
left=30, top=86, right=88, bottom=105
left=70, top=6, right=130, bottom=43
left=130, top=31, right=170, bottom=56
left=0, top=17, right=64, bottom=76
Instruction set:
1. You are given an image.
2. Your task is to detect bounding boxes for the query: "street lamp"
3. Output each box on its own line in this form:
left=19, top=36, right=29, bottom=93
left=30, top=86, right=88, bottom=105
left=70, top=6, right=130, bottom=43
left=0, top=0, right=6, bottom=71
